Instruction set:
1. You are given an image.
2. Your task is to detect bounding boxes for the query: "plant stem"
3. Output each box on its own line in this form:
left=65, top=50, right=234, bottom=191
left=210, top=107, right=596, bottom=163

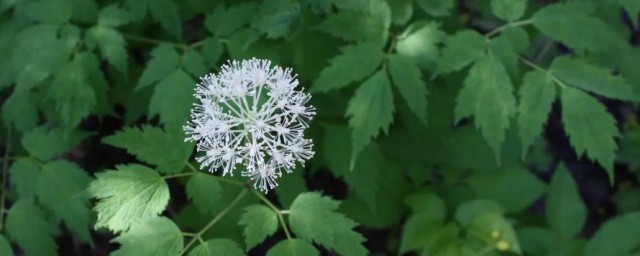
left=485, top=19, right=533, bottom=38
left=163, top=172, right=195, bottom=180
left=518, top=56, right=567, bottom=88
left=123, top=34, right=189, bottom=50
left=0, top=128, right=11, bottom=231
left=181, top=189, right=248, bottom=255
left=250, top=189, right=292, bottom=240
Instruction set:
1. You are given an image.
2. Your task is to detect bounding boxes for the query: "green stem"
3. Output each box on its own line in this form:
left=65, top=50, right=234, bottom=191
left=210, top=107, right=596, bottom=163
left=123, top=34, right=189, bottom=50
left=518, top=56, right=567, bottom=88
left=485, top=19, right=533, bottom=38
left=250, top=189, right=292, bottom=240
left=163, top=172, right=195, bottom=180
left=181, top=189, right=248, bottom=255
left=0, top=128, right=12, bottom=231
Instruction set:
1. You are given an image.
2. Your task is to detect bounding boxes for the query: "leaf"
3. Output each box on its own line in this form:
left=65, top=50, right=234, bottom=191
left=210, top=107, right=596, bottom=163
left=21, top=126, right=91, bottom=161
left=561, top=86, right=619, bottom=180
left=182, top=50, right=208, bottom=78
left=6, top=200, right=57, bottom=256
left=81, top=52, right=113, bottom=116
left=315, top=1, right=390, bottom=42
left=87, top=26, right=128, bottom=73
left=289, top=192, right=367, bottom=256
left=517, top=70, right=556, bottom=158
left=467, top=166, right=547, bottom=212
left=9, top=158, right=41, bottom=200
left=454, top=199, right=504, bottom=225
left=466, top=212, right=522, bottom=254
left=89, top=164, right=170, bottom=232
left=584, top=212, right=640, bottom=256
left=0, top=235, right=11, bottom=256
left=266, top=239, right=319, bottom=256
left=388, top=54, right=428, bottom=124
left=395, top=21, right=445, bottom=69
left=148, top=0, right=182, bottom=39
left=36, top=160, right=93, bottom=242
left=620, top=0, right=640, bottom=28
left=148, top=69, right=196, bottom=127
left=98, top=4, right=130, bottom=27
left=436, top=30, right=487, bottom=75
left=532, top=2, right=611, bottom=52
left=491, top=0, right=527, bottom=21
left=416, top=0, right=454, bottom=17
left=311, top=42, right=385, bottom=93
left=112, top=217, right=183, bottom=256
left=186, top=173, right=223, bottom=214
left=546, top=164, right=586, bottom=239
left=24, top=0, right=72, bottom=23
left=275, top=167, right=307, bottom=208
left=399, top=214, right=447, bottom=253
left=2, top=91, right=38, bottom=132
left=205, top=3, right=257, bottom=37
left=346, top=69, right=394, bottom=166
left=455, top=53, right=516, bottom=162
left=550, top=57, right=638, bottom=102
left=252, top=0, right=301, bottom=38
left=189, top=239, right=245, bottom=256
left=404, top=193, right=446, bottom=218
left=239, top=205, right=279, bottom=250
left=103, top=125, right=193, bottom=174
left=137, top=44, right=181, bottom=89
left=387, top=0, right=413, bottom=25
left=201, top=37, right=224, bottom=67
left=46, top=54, right=96, bottom=128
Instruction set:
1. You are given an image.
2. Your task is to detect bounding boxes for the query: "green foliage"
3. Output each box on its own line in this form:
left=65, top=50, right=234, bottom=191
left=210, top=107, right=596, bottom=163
left=186, top=173, right=223, bottom=214
left=112, top=217, right=183, bottom=255
left=517, top=70, right=555, bottom=158
left=546, top=164, right=586, bottom=239
left=6, top=200, right=57, bottom=256
left=239, top=205, right=278, bottom=250
left=189, top=239, right=245, bottom=256
left=266, top=239, right=319, bottom=256
left=311, top=42, right=385, bottom=93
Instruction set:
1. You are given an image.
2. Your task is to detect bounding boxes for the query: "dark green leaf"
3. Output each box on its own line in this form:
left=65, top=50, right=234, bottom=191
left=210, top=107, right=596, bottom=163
left=148, top=69, right=195, bottom=127
left=87, top=26, right=128, bottom=73
left=24, top=0, right=72, bottom=23
left=148, top=0, right=182, bottom=39
left=491, top=0, right=527, bottom=21
left=517, top=70, right=556, bottom=158
left=46, top=54, right=96, bottom=128
left=0, top=235, right=11, bottom=256
left=201, top=37, right=224, bottom=67
left=315, top=0, right=390, bottom=42
left=9, top=158, right=40, bottom=200
left=387, top=0, right=413, bottom=25
left=388, top=54, right=428, bottom=124
left=21, top=126, right=91, bottom=161
left=467, top=166, right=547, bottom=212
left=137, top=44, right=181, bottom=89
left=584, top=212, right=640, bottom=256
left=6, top=200, right=57, bottom=256
left=186, top=173, right=223, bottom=214
left=416, top=0, right=454, bottom=17
left=2, top=91, right=38, bottom=132
left=98, top=4, right=130, bottom=27
left=182, top=50, right=208, bottom=78
left=266, top=239, right=319, bottom=256
left=252, top=0, right=301, bottom=38
left=546, top=164, right=586, bottom=239
left=205, top=3, right=257, bottom=37
left=189, top=239, right=245, bottom=256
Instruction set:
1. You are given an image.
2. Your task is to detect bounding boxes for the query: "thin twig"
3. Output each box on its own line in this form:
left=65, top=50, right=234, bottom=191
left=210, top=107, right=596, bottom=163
left=250, top=189, right=292, bottom=240
left=0, top=128, right=12, bottom=231
left=163, top=172, right=196, bottom=180
left=485, top=19, right=533, bottom=38
left=123, top=34, right=189, bottom=50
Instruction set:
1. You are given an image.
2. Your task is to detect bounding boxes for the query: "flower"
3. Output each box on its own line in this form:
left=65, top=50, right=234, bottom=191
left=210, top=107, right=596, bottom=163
left=184, top=58, right=316, bottom=192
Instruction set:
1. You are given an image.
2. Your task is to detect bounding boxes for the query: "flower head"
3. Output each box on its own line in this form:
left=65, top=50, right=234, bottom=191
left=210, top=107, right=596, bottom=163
left=185, top=58, right=316, bottom=192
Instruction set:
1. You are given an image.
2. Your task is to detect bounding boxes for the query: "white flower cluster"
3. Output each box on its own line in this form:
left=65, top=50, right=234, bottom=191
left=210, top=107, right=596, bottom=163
left=184, top=58, right=316, bottom=192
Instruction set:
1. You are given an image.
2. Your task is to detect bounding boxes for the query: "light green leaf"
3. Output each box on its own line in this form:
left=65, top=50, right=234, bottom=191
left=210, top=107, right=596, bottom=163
left=466, top=212, right=522, bottom=254
left=315, top=0, right=390, bottom=42
left=0, top=235, right=11, bottom=256
left=550, top=57, right=638, bottom=102
left=436, top=30, right=487, bottom=74
left=103, top=125, right=193, bottom=174
left=455, top=53, right=516, bottom=162
left=205, top=3, right=257, bottom=37
left=9, top=158, right=41, bottom=200
left=266, top=239, right=319, bottom=256
left=517, top=70, right=556, bottom=158
left=399, top=214, right=448, bottom=253
left=189, top=239, right=245, bottom=256
left=395, top=21, right=445, bottom=70
left=467, top=166, right=547, bottom=212
left=252, top=0, right=301, bottom=38
left=311, top=41, right=385, bottom=93
left=239, top=205, right=279, bottom=250
left=148, top=69, right=196, bottom=127
left=561, top=86, right=619, bottom=180
left=289, top=192, right=367, bottom=256
left=36, top=160, right=92, bottom=242
left=46, top=54, right=96, bottom=128
left=491, top=0, right=527, bottom=21
left=137, top=44, right=181, bottom=89
left=182, top=50, right=208, bottom=78
left=87, top=26, right=128, bottom=73
left=2, top=91, right=38, bottom=132
left=546, top=164, right=586, bottom=239
left=89, top=164, right=170, bottom=232
left=148, top=0, right=182, bottom=39
left=416, top=0, right=454, bottom=17
left=98, top=4, right=130, bottom=27
left=112, top=217, right=183, bottom=256
left=186, top=173, right=223, bottom=213
left=346, top=69, right=394, bottom=166
left=584, top=212, right=640, bottom=256
left=21, top=126, right=91, bottom=161
left=454, top=199, right=504, bottom=225
left=25, top=0, right=72, bottom=23
left=6, top=200, right=57, bottom=256
left=387, top=0, right=413, bottom=25
left=388, top=54, right=428, bottom=124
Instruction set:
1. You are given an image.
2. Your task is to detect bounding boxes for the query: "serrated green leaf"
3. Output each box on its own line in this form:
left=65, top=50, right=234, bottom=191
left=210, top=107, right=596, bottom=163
left=89, top=164, right=170, bottom=232
left=455, top=53, right=516, bottom=162
left=46, top=54, right=96, bottom=128
left=436, top=30, right=487, bottom=74
left=267, top=239, right=319, bottom=256
left=87, top=26, right=128, bottom=73
left=69, top=0, right=98, bottom=23
left=37, top=160, right=92, bottom=242
left=466, top=212, right=522, bottom=254
left=560, top=86, right=619, bottom=180
left=387, top=0, right=413, bottom=25
left=189, top=239, right=245, bottom=256
left=252, top=0, right=301, bottom=38
left=416, top=0, right=454, bottom=17
left=0, top=235, right=11, bottom=256
left=205, top=3, right=257, bottom=37
left=98, top=4, right=130, bottom=27
left=2, top=91, right=38, bottom=132
left=550, top=57, right=638, bottom=102
left=454, top=199, right=504, bottom=225
left=21, top=126, right=91, bottom=161
left=6, top=200, right=57, bottom=256
left=315, top=0, right=390, bottom=42
left=489, top=34, right=519, bottom=77
left=239, top=204, right=279, bottom=250
left=467, top=166, right=547, bottom=212
left=346, top=69, right=394, bottom=166
left=103, top=125, right=193, bottom=173
left=388, top=54, right=428, bottom=124
left=137, top=44, right=181, bottom=89
left=584, top=212, right=640, bottom=256
left=546, top=164, right=586, bottom=239
left=532, top=2, right=611, bottom=52
left=24, top=0, right=72, bottom=23
left=311, top=42, right=385, bottom=93
left=112, top=217, right=183, bottom=256
left=491, top=0, right=527, bottom=21
left=81, top=52, right=113, bottom=116
left=149, top=69, right=195, bottom=127
left=186, top=173, right=223, bottom=213
left=395, top=21, right=445, bottom=70
left=517, top=70, right=556, bottom=158
left=399, top=213, right=445, bottom=253
left=9, top=158, right=40, bottom=200
left=289, top=192, right=367, bottom=256
left=148, top=0, right=182, bottom=39
left=182, top=50, right=208, bottom=78
left=201, top=37, right=224, bottom=67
